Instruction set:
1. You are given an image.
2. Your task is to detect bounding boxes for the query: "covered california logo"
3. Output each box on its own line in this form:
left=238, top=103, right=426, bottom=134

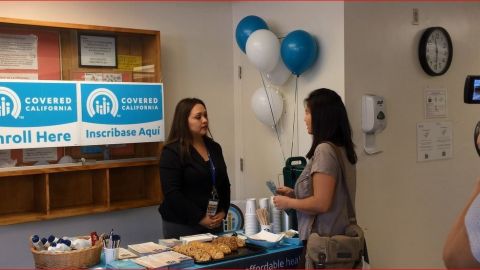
left=86, top=88, right=119, bottom=117
left=0, top=86, right=21, bottom=119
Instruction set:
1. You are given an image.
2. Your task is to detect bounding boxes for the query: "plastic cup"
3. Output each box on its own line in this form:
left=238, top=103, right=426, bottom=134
left=245, top=198, right=257, bottom=214
left=104, top=247, right=118, bottom=266
left=258, top=197, right=269, bottom=209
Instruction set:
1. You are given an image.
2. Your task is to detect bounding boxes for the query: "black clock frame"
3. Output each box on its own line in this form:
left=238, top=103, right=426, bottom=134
left=418, top=26, right=453, bottom=76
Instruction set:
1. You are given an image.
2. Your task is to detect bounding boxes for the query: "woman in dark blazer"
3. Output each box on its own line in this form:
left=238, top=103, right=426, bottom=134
left=159, top=98, right=230, bottom=239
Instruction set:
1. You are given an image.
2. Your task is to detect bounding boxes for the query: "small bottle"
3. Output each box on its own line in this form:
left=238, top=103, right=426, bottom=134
left=62, top=239, right=72, bottom=247
left=47, top=242, right=58, bottom=252
left=90, top=232, right=99, bottom=246
left=41, top=237, right=48, bottom=248
left=56, top=240, right=71, bottom=251
left=48, top=235, right=59, bottom=245
left=31, top=235, right=44, bottom=250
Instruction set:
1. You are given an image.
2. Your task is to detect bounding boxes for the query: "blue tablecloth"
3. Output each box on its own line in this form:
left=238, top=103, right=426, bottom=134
left=188, top=243, right=303, bottom=269
left=93, top=242, right=303, bottom=269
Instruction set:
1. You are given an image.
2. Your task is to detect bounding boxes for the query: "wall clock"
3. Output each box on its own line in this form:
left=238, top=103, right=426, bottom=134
left=418, top=27, right=453, bottom=76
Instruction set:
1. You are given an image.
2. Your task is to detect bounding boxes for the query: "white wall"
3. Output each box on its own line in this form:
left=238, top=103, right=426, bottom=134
left=232, top=2, right=345, bottom=200
left=345, top=2, right=480, bottom=268
left=0, top=2, right=233, bottom=267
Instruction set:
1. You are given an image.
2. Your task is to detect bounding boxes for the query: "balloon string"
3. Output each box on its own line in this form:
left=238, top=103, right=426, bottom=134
left=260, top=72, right=285, bottom=162
left=290, top=76, right=299, bottom=158
left=296, top=76, right=299, bottom=156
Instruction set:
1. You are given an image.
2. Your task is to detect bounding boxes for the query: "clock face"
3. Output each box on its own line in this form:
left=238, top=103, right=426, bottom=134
left=419, top=27, right=453, bottom=76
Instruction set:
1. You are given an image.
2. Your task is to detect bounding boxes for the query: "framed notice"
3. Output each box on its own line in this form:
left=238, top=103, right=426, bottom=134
left=78, top=34, right=117, bottom=67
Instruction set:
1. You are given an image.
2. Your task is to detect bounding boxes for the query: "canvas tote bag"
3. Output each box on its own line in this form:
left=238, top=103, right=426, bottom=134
left=305, top=143, right=368, bottom=269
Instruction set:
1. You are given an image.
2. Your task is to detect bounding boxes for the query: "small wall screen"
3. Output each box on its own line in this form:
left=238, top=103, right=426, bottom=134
left=464, top=75, right=480, bottom=104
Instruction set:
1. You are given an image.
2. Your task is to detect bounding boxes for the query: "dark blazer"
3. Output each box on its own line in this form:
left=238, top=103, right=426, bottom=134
left=158, top=137, right=231, bottom=225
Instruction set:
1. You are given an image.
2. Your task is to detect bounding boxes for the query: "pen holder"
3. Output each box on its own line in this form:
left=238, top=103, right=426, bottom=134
left=260, top=224, right=272, bottom=232
left=104, top=247, right=118, bottom=265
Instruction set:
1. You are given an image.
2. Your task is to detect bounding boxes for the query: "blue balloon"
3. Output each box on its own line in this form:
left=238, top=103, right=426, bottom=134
left=281, top=30, right=318, bottom=76
left=235, top=15, right=269, bottom=53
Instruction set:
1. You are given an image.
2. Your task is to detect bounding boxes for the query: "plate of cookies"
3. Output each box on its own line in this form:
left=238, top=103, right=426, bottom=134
left=172, top=236, right=265, bottom=264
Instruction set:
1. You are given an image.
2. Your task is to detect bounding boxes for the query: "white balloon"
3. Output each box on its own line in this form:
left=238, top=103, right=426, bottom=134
left=265, top=58, right=291, bottom=86
left=246, top=29, right=280, bottom=73
left=251, top=86, right=283, bottom=126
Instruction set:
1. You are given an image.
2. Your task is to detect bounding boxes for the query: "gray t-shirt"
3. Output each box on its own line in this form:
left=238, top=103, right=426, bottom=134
left=294, top=143, right=356, bottom=240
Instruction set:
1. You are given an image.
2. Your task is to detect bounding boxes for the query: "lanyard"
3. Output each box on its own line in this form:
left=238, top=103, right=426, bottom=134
left=207, top=150, right=217, bottom=198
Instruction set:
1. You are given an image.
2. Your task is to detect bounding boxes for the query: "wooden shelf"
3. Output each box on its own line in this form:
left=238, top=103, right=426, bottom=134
left=47, top=205, right=111, bottom=219
left=0, top=158, right=162, bottom=225
left=109, top=199, right=160, bottom=211
left=0, top=212, right=47, bottom=226
left=0, top=17, right=163, bottom=225
left=0, top=157, right=159, bottom=177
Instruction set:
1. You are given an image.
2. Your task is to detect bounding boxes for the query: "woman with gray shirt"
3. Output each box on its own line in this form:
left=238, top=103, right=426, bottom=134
left=273, top=88, right=357, bottom=268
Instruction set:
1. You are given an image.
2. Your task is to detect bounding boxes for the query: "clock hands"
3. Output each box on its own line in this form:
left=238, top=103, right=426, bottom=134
left=435, top=35, right=439, bottom=70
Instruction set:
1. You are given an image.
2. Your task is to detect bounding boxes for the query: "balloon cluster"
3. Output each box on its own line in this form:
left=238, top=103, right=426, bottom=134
left=236, top=15, right=318, bottom=80
left=235, top=15, right=318, bottom=126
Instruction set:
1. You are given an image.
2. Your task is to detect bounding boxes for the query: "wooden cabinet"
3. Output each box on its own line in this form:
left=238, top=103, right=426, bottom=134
left=0, top=17, right=163, bottom=225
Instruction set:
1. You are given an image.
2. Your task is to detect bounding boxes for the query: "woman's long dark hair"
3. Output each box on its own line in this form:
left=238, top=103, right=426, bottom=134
left=166, top=98, right=211, bottom=161
left=305, top=88, right=357, bottom=164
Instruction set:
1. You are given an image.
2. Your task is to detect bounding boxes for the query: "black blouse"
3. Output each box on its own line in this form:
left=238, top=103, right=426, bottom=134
left=158, top=137, right=231, bottom=225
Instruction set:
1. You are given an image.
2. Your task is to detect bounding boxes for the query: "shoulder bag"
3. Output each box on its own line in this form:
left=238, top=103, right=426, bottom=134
left=305, top=143, right=369, bottom=269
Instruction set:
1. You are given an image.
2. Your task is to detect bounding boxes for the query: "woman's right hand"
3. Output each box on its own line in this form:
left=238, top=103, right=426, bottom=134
left=276, top=186, right=295, bottom=198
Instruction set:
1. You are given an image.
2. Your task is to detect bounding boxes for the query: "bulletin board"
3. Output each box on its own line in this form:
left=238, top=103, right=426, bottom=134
left=0, top=28, right=61, bottom=80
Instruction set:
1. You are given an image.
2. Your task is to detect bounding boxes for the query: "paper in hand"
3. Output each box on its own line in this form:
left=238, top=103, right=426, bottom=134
left=266, top=180, right=277, bottom=195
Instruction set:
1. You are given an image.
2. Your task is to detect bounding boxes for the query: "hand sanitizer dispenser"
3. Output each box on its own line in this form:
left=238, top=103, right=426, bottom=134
left=362, top=94, right=386, bottom=154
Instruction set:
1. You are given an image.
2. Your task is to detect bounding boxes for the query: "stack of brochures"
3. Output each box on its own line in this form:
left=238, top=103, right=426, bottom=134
left=127, top=242, right=170, bottom=256
left=117, top=248, right=139, bottom=260
left=158, top=238, right=183, bottom=248
left=133, top=251, right=194, bottom=269
left=179, top=233, right=217, bottom=244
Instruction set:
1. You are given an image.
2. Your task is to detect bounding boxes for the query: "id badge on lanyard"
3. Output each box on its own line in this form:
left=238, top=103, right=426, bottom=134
left=207, top=187, right=219, bottom=216
left=206, top=150, right=219, bottom=216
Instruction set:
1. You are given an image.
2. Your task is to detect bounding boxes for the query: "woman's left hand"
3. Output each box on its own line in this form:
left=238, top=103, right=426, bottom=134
left=273, top=195, right=291, bottom=210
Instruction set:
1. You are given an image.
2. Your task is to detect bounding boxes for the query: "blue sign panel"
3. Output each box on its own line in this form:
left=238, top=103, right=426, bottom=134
left=0, top=81, right=77, bottom=127
left=0, top=81, right=78, bottom=149
left=80, top=82, right=164, bottom=145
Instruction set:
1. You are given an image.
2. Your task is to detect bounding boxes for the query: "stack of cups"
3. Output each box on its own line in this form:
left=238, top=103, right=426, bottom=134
left=282, top=210, right=293, bottom=231
left=269, top=196, right=282, bottom=233
left=244, top=198, right=258, bottom=236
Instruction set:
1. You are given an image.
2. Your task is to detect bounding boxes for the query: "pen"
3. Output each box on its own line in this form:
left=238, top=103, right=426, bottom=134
left=109, top=229, right=113, bottom=248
